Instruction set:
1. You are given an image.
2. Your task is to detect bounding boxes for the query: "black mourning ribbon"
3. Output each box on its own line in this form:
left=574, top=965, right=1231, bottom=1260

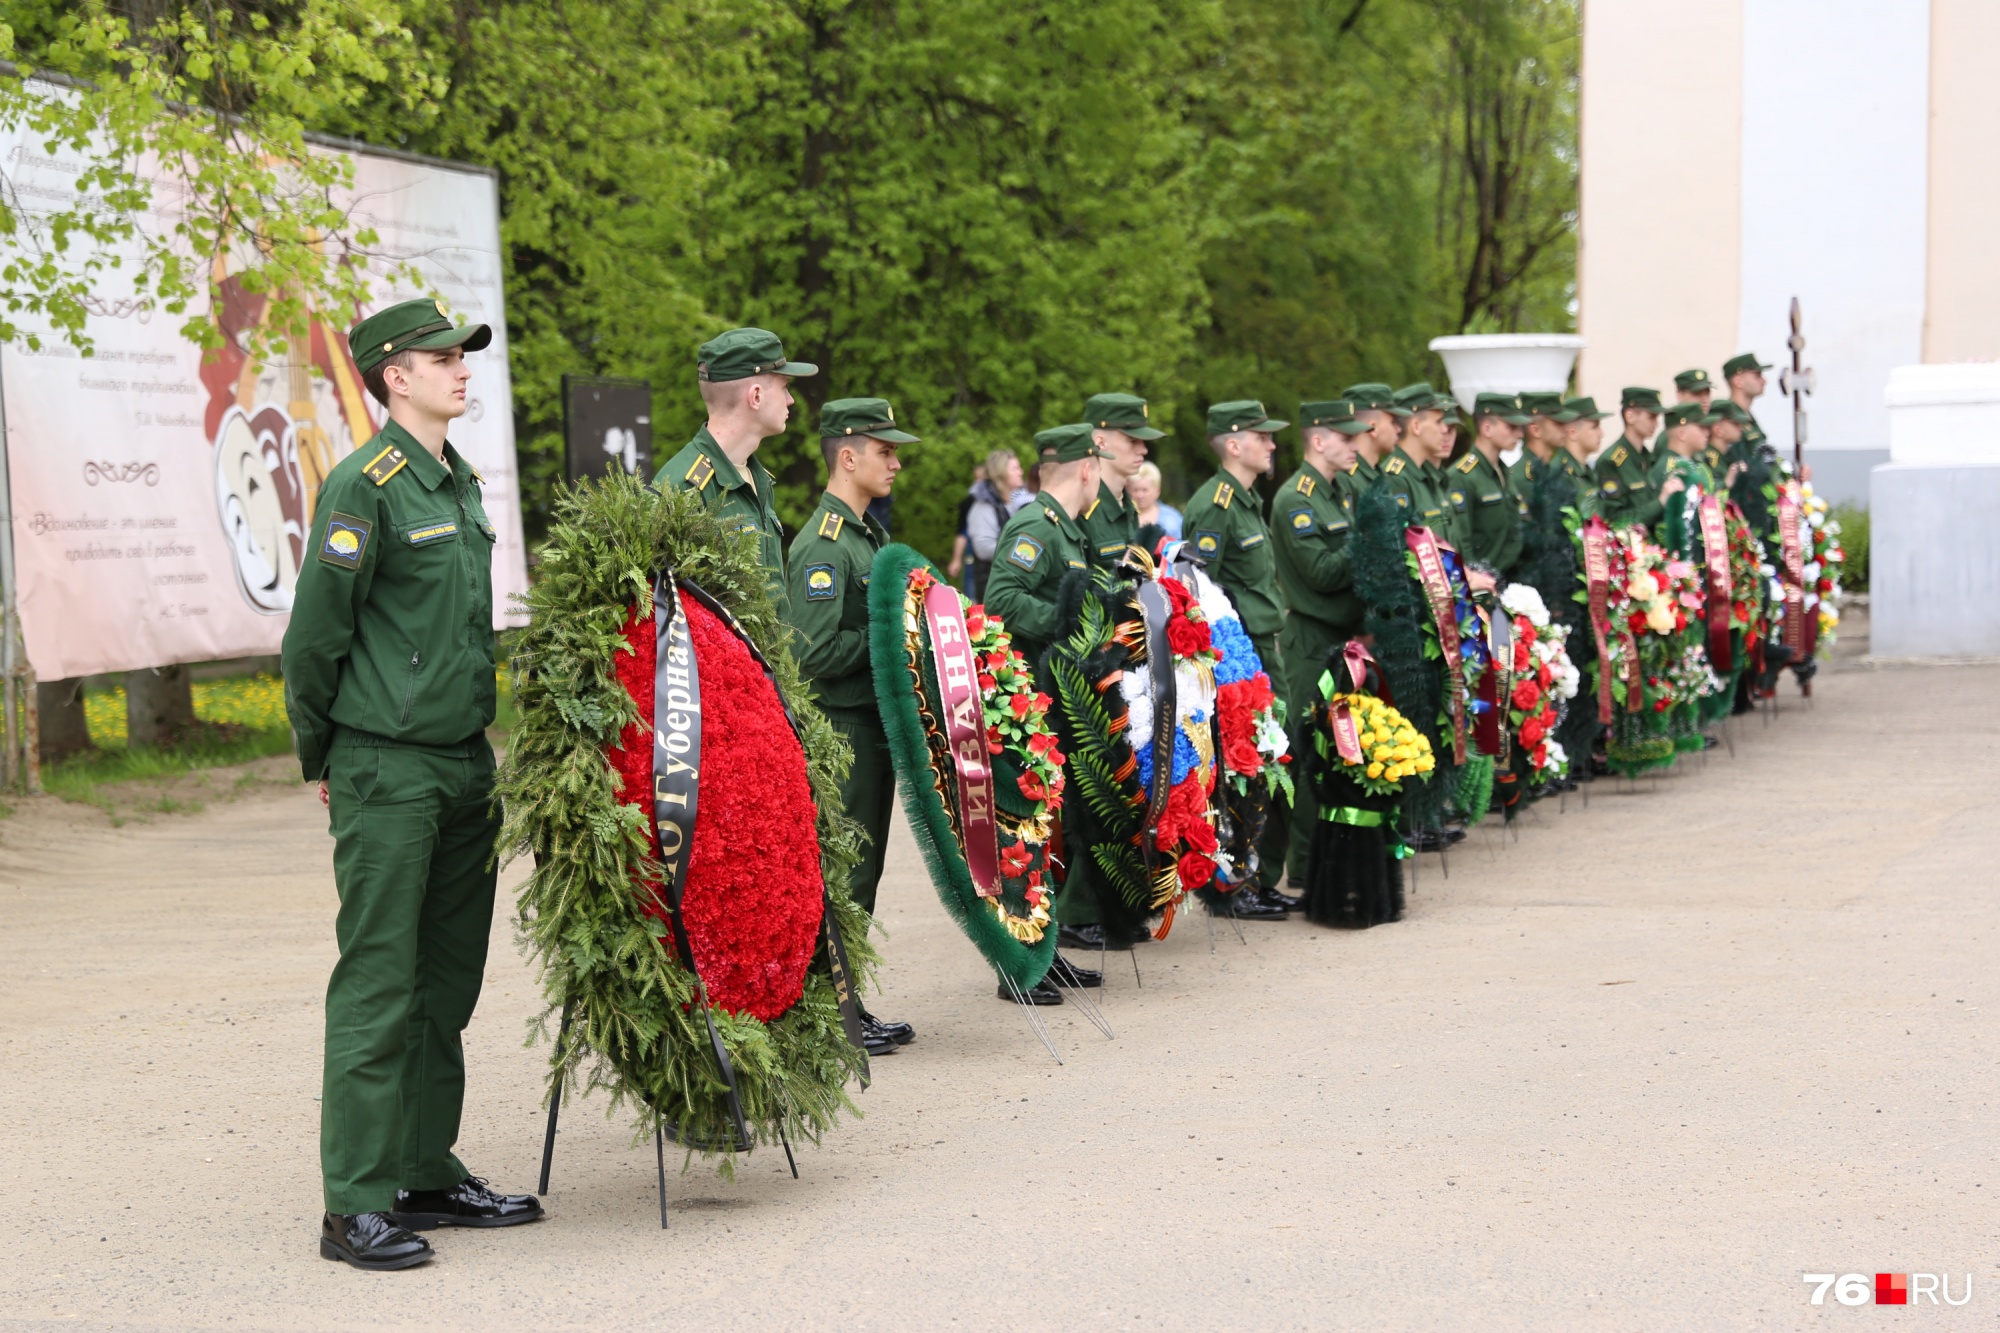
left=671, top=577, right=871, bottom=1089
left=1135, top=579, right=1178, bottom=875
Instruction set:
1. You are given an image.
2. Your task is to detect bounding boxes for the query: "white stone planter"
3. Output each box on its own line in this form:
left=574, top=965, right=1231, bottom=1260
left=1883, top=362, right=2000, bottom=466
left=1428, top=334, right=1586, bottom=411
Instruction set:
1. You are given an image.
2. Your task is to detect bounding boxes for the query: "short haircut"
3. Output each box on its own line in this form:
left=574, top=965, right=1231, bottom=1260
left=1207, top=433, right=1233, bottom=456
left=361, top=349, right=417, bottom=406
left=698, top=377, right=745, bottom=413
left=821, top=433, right=858, bottom=474
left=1301, top=424, right=1336, bottom=450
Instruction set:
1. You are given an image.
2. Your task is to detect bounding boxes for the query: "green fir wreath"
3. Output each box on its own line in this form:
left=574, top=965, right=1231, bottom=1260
left=496, top=474, right=875, bottom=1172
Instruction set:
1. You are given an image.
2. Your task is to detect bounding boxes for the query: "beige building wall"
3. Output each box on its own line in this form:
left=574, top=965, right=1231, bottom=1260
left=1923, top=0, right=2000, bottom=362
left=1577, top=0, right=1743, bottom=414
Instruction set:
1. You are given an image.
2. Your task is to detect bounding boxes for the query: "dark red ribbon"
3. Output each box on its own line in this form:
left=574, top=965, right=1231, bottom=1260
left=921, top=582, right=1002, bottom=899
left=1697, top=494, right=1733, bottom=671
left=1405, top=526, right=1466, bottom=763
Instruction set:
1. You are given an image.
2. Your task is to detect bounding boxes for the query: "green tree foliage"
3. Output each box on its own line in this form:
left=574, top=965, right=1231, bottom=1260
left=5, top=0, right=1577, bottom=564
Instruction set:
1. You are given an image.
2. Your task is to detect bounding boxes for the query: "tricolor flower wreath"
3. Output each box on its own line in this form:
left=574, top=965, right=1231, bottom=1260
left=1191, top=564, right=1291, bottom=892
left=868, top=544, right=1064, bottom=991
left=1798, top=481, right=1845, bottom=656
left=498, top=476, right=874, bottom=1168
left=1122, top=551, right=1222, bottom=920
left=1404, top=532, right=1497, bottom=820
left=1497, top=583, right=1579, bottom=786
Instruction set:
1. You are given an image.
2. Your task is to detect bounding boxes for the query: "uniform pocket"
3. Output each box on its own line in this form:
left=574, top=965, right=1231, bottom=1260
left=398, top=651, right=422, bottom=726
left=332, top=746, right=382, bottom=806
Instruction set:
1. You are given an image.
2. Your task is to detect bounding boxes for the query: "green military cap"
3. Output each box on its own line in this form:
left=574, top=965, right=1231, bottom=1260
left=1297, top=399, right=1372, bottom=435
left=1205, top=399, right=1288, bottom=435
left=1707, top=399, right=1750, bottom=425
left=1519, top=390, right=1567, bottom=417
left=1620, top=386, right=1665, bottom=412
left=696, top=327, right=818, bottom=383
left=1472, top=392, right=1531, bottom=424
left=1722, top=352, right=1773, bottom=378
left=1035, top=421, right=1110, bottom=462
left=1438, top=400, right=1466, bottom=428
left=1081, top=392, right=1166, bottom=440
left=1342, top=383, right=1410, bottom=418
left=819, top=396, right=919, bottom=443
left=1562, top=396, right=1612, bottom=420
left=1672, top=367, right=1712, bottom=393
left=1662, top=402, right=1714, bottom=429
left=1393, top=381, right=1447, bottom=412
left=348, top=298, right=491, bottom=376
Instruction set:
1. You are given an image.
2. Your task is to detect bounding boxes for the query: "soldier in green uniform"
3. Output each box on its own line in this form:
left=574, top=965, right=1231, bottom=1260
left=1078, top=392, right=1164, bottom=567
left=1510, top=391, right=1589, bottom=496
left=1592, top=387, right=1667, bottom=530
left=1563, top=396, right=1612, bottom=470
left=283, top=300, right=541, bottom=1272
left=1183, top=400, right=1292, bottom=916
left=784, top=398, right=920, bottom=1057
left=652, top=328, right=817, bottom=598
left=1719, top=352, right=1781, bottom=713
left=1673, top=367, right=1715, bottom=411
left=984, top=423, right=1115, bottom=987
left=1342, top=383, right=1408, bottom=495
left=1398, top=385, right=1475, bottom=549
left=1648, top=401, right=1718, bottom=522
left=1373, top=408, right=1450, bottom=537
left=1272, top=398, right=1372, bottom=888
left=1451, top=392, right=1532, bottom=573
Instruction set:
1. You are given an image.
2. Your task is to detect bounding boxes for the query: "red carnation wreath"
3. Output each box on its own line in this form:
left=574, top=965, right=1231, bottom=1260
left=603, top=599, right=825, bottom=1023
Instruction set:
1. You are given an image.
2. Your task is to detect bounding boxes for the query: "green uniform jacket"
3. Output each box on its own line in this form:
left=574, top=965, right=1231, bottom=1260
left=281, top=421, right=497, bottom=782
left=1078, top=480, right=1139, bottom=569
left=784, top=491, right=889, bottom=714
left=1452, top=448, right=1523, bottom=573
left=1183, top=471, right=1285, bottom=637
left=1350, top=455, right=1381, bottom=497
left=1592, top=435, right=1664, bottom=530
left=981, top=494, right=1090, bottom=662
left=1374, top=446, right=1448, bottom=537
left=1430, top=462, right=1474, bottom=550
left=653, top=426, right=787, bottom=597
left=1271, top=465, right=1360, bottom=635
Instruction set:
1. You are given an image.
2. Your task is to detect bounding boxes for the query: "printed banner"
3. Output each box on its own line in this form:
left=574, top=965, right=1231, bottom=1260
left=1696, top=493, right=1734, bottom=671
left=0, top=122, right=529, bottom=680
left=922, top=584, right=1002, bottom=899
left=1404, top=526, right=1466, bottom=763
left=1778, top=484, right=1806, bottom=658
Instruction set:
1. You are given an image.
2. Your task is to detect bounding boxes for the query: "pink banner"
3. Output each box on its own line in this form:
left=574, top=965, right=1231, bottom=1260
left=1696, top=494, right=1734, bottom=671
left=1405, top=526, right=1466, bottom=763
left=1778, top=486, right=1806, bottom=658
left=0, top=130, right=528, bottom=680
left=922, top=584, right=1002, bottom=898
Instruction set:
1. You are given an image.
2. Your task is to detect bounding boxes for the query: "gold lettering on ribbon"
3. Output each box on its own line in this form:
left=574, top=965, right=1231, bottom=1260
left=922, top=583, right=1003, bottom=897
left=1697, top=493, right=1734, bottom=671
left=1405, top=526, right=1466, bottom=763
left=1778, top=484, right=1806, bottom=657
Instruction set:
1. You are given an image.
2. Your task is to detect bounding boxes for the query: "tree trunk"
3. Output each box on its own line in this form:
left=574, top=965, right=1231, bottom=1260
left=37, top=678, right=92, bottom=763
left=127, top=665, right=197, bottom=747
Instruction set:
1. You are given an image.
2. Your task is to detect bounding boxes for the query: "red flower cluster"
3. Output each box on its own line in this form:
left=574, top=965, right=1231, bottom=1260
left=1154, top=772, right=1218, bottom=888
left=604, top=601, right=826, bottom=1024
left=1161, top=576, right=1213, bottom=659
left=1216, top=675, right=1273, bottom=777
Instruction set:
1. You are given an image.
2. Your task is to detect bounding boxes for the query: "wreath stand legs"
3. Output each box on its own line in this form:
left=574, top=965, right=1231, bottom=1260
left=1047, top=972, right=1114, bottom=1040
left=998, top=972, right=1064, bottom=1065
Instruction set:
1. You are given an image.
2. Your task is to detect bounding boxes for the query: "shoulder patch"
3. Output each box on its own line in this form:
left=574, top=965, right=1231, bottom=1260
left=817, top=510, right=845, bottom=540
left=1289, top=508, right=1314, bottom=532
left=1454, top=453, right=1478, bottom=473
left=1007, top=535, right=1045, bottom=570
left=362, top=445, right=407, bottom=487
left=1602, top=480, right=1620, bottom=495
left=803, top=563, right=837, bottom=600
left=1610, top=446, right=1629, bottom=466
left=319, top=512, right=372, bottom=568
left=1295, top=473, right=1316, bottom=496
left=1383, top=457, right=1405, bottom=476
left=1393, top=493, right=1409, bottom=509
left=1448, top=489, right=1466, bottom=508
left=1215, top=482, right=1234, bottom=510
left=1193, top=530, right=1221, bottom=558
left=684, top=453, right=716, bottom=489
left=1084, top=497, right=1101, bottom=519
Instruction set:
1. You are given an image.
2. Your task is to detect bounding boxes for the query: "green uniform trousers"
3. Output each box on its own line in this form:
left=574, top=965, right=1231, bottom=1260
left=1279, top=615, right=1344, bottom=884
left=322, top=732, right=500, bottom=1214
left=829, top=710, right=894, bottom=916
left=1250, top=631, right=1291, bottom=891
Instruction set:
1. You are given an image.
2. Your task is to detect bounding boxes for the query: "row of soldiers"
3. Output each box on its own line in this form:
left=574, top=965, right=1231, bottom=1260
left=656, top=327, right=1790, bottom=1030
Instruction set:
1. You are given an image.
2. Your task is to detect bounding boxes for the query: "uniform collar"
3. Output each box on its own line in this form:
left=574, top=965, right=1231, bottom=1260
left=817, top=490, right=888, bottom=546
left=1390, top=444, right=1425, bottom=473
left=1037, top=494, right=1082, bottom=536
left=377, top=419, right=461, bottom=491
left=1096, top=479, right=1129, bottom=515
left=691, top=425, right=753, bottom=492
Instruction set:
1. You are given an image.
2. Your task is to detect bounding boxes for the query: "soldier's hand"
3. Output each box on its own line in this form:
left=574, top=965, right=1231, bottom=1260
left=1467, top=568, right=1497, bottom=593
left=317, top=780, right=330, bottom=807
left=1661, top=476, right=1686, bottom=499
left=1724, top=462, right=1745, bottom=487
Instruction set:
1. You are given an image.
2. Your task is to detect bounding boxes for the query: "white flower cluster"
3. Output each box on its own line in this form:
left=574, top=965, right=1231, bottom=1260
left=1501, top=581, right=1580, bottom=700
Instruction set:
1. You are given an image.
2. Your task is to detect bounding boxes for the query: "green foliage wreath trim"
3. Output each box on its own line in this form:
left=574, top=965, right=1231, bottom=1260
left=495, top=474, right=875, bottom=1172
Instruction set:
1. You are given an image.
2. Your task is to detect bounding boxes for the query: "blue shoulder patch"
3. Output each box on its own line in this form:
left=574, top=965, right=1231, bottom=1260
left=1193, top=530, right=1221, bottom=558
left=319, top=513, right=371, bottom=569
left=803, top=563, right=837, bottom=600
left=1007, top=535, right=1044, bottom=570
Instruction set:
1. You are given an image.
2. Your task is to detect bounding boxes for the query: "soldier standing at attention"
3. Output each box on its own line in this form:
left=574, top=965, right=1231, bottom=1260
left=1342, top=383, right=1409, bottom=495
left=1396, top=385, right=1472, bottom=548
left=652, top=328, right=817, bottom=597
left=1674, top=367, right=1715, bottom=411
left=1452, top=392, right=1532, bottom=573
left=1078, top=393, right=1164, bottom=568
left=1373, top=395, right=1448, bottom=538
left=1184, top=400, right=1292, bottom=917
left=984, top=423, right=1117, bottom=987
left=1563, top=396, right=1611, bottom=468
left=1272, top=398, right=1372, bottom=892
left=284, top=299, right=541, bottom=1272
left=784, top=397, right=921, bottom=1058
left=1509, top=392, right=1581, bottom=494
left=1647, top=402, right=1715, bottom=524
left=1593, top=387, right=1666, bottom=530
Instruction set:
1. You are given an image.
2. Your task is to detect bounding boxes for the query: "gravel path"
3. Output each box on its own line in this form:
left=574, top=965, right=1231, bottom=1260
left=1, top=657, right=1994, bottom=1331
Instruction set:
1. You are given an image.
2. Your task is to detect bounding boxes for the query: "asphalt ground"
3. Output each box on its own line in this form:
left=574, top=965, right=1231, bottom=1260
left=2, top=649, right=1995, bottom=1330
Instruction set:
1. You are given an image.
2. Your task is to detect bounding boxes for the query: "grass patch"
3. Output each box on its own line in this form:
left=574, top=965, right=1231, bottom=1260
left=40, top=723, right=294, bottom=823
left=1830, top=501, right=1868, bottom=591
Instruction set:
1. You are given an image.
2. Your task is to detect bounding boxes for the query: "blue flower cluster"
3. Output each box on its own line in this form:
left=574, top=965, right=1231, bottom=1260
left=1209, top=614, right=1264, bottom=686
left=1132, top=708, right=1209, bottom=789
